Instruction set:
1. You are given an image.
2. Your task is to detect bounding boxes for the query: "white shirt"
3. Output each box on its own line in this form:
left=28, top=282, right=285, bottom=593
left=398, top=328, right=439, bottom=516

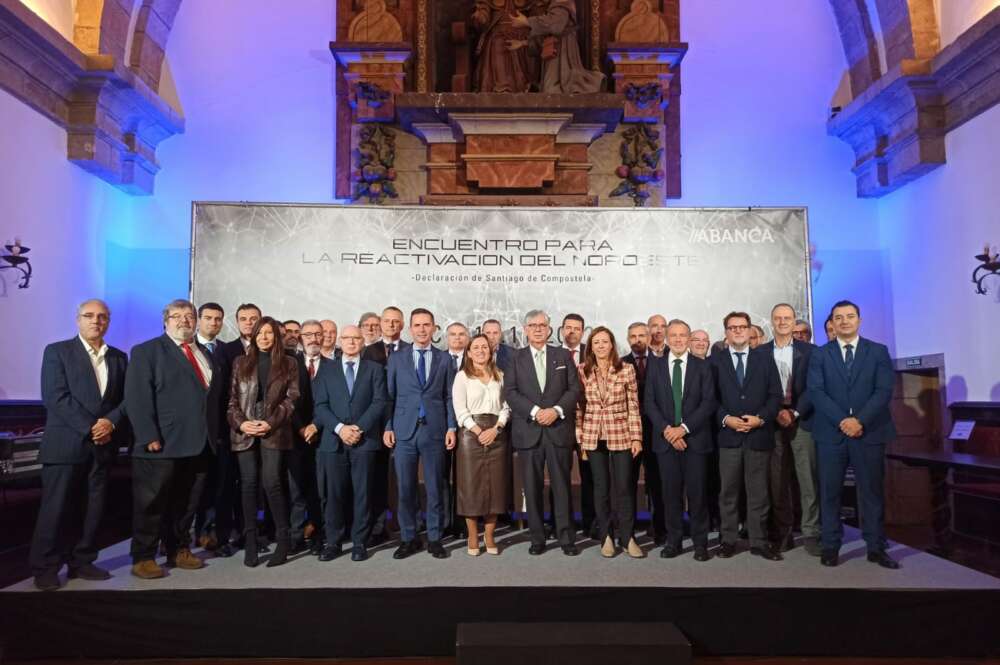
left=562, top=344, right=582, bottom=367
left=197, top=333, right=219, bottom=354
left=729, top=345, right=750, bottom=371
left=772, top=338, right=794, bottom=401
left=838, top=335, right=860, bottom=361
left=453, top=371, right=511, bottom=429
left=79, top=335, right=109, bottom=397
left=448, top=350, right=464, bottom=370
left=172, top=336, right=213, bottom=385
left=304, top=353, right=322, bottom=378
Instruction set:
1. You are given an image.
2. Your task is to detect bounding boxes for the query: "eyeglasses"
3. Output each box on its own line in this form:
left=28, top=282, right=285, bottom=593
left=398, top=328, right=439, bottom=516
left=301, top=332, right=321, bottom=339
left=168, top=314, right=195, bottom=322
left=726, top=324, right=749, bottom=332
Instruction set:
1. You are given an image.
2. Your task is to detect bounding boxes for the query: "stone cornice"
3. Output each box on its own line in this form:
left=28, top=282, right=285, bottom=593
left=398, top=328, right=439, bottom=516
left=0, top=0, right=184, bottom=194
left=828, top=7, right=1000, bottom=198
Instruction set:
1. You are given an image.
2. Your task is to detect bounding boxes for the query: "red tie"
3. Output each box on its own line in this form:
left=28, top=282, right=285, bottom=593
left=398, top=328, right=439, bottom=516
left=181, top=342, right=208, bottom=389
left=308, top=357, right=317, bottom=379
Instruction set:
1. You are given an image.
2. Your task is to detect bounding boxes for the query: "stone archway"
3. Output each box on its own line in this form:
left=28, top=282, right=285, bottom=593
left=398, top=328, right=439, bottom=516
left=129, top=0, right=183, bottom=90
left=73, top=0, right=133, bottom=62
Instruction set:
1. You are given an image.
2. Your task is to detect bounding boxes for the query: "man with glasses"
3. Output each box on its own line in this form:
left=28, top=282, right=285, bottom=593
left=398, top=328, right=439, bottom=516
left=126, top=300, right=224, bottom=579
left=710, top=311, right=782, bottom=561
left=504, top=310, right=581, bottom=556
left=30, top=299, right=128, bottom=591
left=359, top=312, right=382, bottom=346
left=792, top=319, right=813, bottom=343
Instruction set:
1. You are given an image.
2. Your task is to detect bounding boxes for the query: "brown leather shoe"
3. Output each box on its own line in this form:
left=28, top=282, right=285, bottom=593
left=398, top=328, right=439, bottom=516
left=198, top=533, right=219, bottom=551
left=131, top=560, right=165, bottom=579
left=172, top=548, right=204, bottom=570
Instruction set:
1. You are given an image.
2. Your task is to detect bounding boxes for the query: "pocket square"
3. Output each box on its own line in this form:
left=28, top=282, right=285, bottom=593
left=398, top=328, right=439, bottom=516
left=555, top=365, right=567, bottom=370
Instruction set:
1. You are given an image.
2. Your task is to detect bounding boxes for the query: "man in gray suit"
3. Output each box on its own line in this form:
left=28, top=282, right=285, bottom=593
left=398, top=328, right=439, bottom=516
left=503, top=310, right=581, bottom=555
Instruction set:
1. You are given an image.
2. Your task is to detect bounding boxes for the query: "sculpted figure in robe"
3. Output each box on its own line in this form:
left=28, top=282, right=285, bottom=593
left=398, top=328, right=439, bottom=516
left=472, top=0, right=537, bottom=93
left=348, top=0, right=403, bottom=42
left=509, top=0, right=605, bottom=94
left=614, top=0, right=670, bottom=43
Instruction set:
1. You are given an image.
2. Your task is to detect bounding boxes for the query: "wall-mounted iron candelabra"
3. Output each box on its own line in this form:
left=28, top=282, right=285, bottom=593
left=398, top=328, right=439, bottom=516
left=1, top=240, right=32, bottom=289
left=973, top=244, right=999, bottom=295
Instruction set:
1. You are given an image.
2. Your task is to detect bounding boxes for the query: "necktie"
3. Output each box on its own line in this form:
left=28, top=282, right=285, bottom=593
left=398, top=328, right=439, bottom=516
left=417, top=349, right=428, bottom=420
left=308, top=357, right=317, bottom=379
left=452, top=354, right=460, bottom=371
left=636, top=354, right=646, bottom=384
left=205, top=340, right=215, bottom=354
left=345, top=361, right=355, bottom=396
left=844, top=343, right=855, bottom=376
left=534, top=349, right=546, bottom=391
left=672, top=358, right=683, bottom=426
left=385, top=342, right=393, bottom=357
left=181, top=342, right=208, bottom=389
left=735, top=352, right=746, bottom=388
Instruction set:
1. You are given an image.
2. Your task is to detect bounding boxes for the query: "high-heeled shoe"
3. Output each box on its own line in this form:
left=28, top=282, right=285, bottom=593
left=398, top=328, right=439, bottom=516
left=626, top=537, right=645, bottom=559
left=467, top=547, right=481, bottom=557
left=601, top=535, right=616, bottom=558
left=485, top=541, right=499, bottom=555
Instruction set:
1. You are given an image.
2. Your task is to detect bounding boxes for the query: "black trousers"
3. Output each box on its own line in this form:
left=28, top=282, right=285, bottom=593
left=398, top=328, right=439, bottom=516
left=236, top=445, right=290, bottom=542
left=368, top=447, right=392, bottom=537
left=317, top=447, right=375, bottom=548
left=29, top=451, right=110, bottom=575
left=131, top=447, right=212, bottom=563
left=637, top=446, right=666, bottom=538
left=589, top=442, right=635, bottom=546
left=719, top=446, right=771, bottom=549
left=657, top=448, right=710, bottom=548
left=193, top=438, right=239, bottom=543
left=520, top=440, right=574, bottom=547
left=287, top=443, right=322, bottom=544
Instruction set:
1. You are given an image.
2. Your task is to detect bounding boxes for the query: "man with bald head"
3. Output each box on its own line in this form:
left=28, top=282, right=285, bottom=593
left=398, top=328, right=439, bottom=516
left=647, top=314, right=667, bottom=357
left=689, top=330, right=710, bottom=359
left=313, top=325, right=387, bottom=561
left=320, top=320, right=340, bottom=359
left=30, top=299, right=128, bottom=591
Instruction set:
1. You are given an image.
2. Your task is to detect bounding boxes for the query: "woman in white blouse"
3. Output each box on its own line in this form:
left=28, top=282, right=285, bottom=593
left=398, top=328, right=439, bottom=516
left=452, top=334, right=511, bottom=556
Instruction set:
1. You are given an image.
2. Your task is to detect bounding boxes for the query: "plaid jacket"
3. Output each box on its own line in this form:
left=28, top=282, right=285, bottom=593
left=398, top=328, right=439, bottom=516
left=575, top=362, right=643, bottom=451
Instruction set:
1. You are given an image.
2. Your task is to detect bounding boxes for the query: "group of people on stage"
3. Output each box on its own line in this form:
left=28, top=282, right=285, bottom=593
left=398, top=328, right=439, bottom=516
left=29, top=295, right=899, bottom=590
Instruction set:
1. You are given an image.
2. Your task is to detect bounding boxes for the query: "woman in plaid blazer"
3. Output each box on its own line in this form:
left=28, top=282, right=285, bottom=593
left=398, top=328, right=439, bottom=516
left=575, top=326, right=644, bottom=558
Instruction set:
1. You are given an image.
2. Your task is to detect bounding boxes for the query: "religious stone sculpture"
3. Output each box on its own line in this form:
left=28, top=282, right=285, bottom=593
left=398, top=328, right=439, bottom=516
left=348, top=0, right=403, bottom=42
left=471, top=0, right=537, bottom=93
left=614, top=0, right=670, bottom=42
left=509, top=0, right=604, bottom=94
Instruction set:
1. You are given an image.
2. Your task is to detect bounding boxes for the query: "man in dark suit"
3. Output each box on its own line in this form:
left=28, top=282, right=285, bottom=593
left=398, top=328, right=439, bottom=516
left=361, top=305, right=409, bottom=545
left=558, top=313, right=593, bottom=539
left=504, top=309, right=581, bottom=555
left=763, top=303, right=820, bottom=556
left=808, top=300, right=898, bottom=569
left=29, top=299, right=128, bottom=591
left=482, top=319, right=514, bottom=373
left=125, top=299, right=224, bottom=579
left=710, top=311, right=783, bottom=561
left=220, top=303, right=261, bottom=372
left=383, top=308, right=456, bottom=559
left=622, top=321, right=666, bottom=545
left=644, top=319, right=717, bottom=561
left=289, top=319, right=325, bottom=554
left=313, top=325, right=387, bottom=561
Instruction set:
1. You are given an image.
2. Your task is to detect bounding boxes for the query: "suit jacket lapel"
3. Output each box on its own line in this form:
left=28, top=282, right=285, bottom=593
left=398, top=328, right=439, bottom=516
left=720, top=350, right=739, bottom=387
left=681, top=359, right=695, bottom=407
left=164, top=335, right=204, bottom=390
left=851, top=338, right=871, bottom=384
left=830, top=342, right=850, bottom=385
left=71, top=339, right=103, bottom=405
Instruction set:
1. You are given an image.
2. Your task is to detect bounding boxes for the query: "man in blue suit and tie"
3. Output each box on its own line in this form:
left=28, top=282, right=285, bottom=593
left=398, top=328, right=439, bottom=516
left=383, top=308, right=457, bottom=559
left=808, top=300, right=898, bottom=569
left=29, top=299, right=128, bottom=591
left=313, top=325, right=387, bottom=562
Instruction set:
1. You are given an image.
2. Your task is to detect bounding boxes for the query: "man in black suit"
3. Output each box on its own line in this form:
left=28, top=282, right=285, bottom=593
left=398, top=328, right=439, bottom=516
left=558, top=313, right=592, bottom=539
left=361, top=305, right=408, bottom=545
left=125, top=299, right=224, bottom=579
left=621, top=321, right=666, bottom=544
left=482, top=319, right=514, bottom=373
left=504, top=309, right=581, bottom=555
left=29, top=299, right=128, bottom=591
left=221, top=303, right=261, bottom=371
left=808, top=300, right=898, bottom=569
left=313, top=325, right=387, bottom=561
left=289, top=319, right=324, bottom=554
left=710, top=311, right=783, bottom=561
left=645, top=319, right=717, bottom=561
left=763, top=304, right=820, bottom=556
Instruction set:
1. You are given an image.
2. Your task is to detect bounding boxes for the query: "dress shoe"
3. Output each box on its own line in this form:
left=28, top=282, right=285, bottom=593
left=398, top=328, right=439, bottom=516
left=366, top=531, right=388, bottom=548
left=626, top=538, right=645, bottom=559
left=820, top=549, right=839, bottom=567
left=716, top=542, right=736, bottom=558
left=601, top=536, right=617, bottom=558
left=802, top=537, right=822, bottom=557
left=266, top=540, right=290, bottom=567
left=34, top=569, right=60, bottom=591
left=308, top=539, right=324, bottom=556
left=561, top=544, right=579, bottom=556
left=131, top=559, right=165, bottom=579
left=528, top=543, right=546, bottom=555
left=351, top=546, right=368, bottom=562
left=777, top=535, right=795, bottom=552
left=750, top=545, right=783, bottom=561
left=428, top=540, right=448, bottom=559
left=660, top=544, right=680, bottom=559
left=216, top=543, right=237, bottom=558
left=318, top=544, right=343, bottom=561
left=68, top=563, right=111, bottom=580
left=393, top=540, right=422, bottom=560
left=244, top=534, right=260, bottom=567
left=693, top=546, right=710, bottom=562
left=867, top=550, right=900, bottom=569
left=172, top=548, right=204, bottom=570
left=198, top=533, right=219, bottom=551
